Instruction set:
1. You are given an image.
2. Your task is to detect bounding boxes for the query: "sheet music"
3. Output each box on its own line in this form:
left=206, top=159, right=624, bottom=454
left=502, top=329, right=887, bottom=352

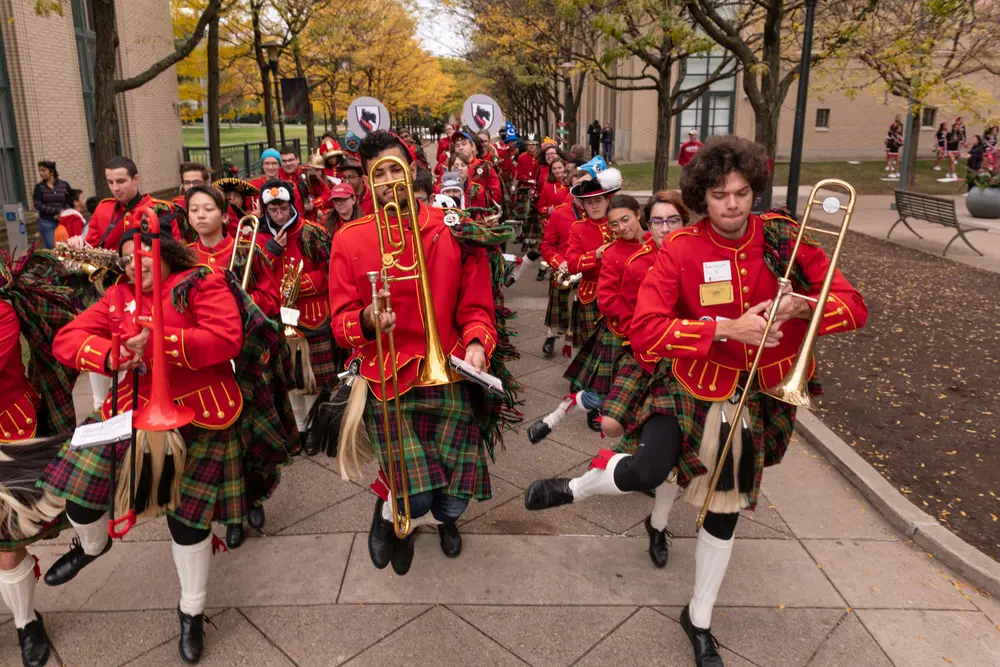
left=449, top=355, right=504, bottom=395
left=280, top=307, right=301, bottom=327
left=70, top=411, right=133, bottom=450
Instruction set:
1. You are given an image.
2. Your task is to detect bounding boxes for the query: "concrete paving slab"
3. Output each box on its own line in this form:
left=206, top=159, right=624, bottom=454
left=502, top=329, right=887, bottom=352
left=517, top=363, right=575, bottom=402
left=761, top=442, right=898, bottom=540
left=79, top=535, right=354, bottom=610
left=856, top=609, right=1000, bottom=667
left=713, top=539, right=845, bottom=608
left=624, top=490, right=794, bottom=540
left=505, top=353, right=558, bottom=378
left=242, top=604, right=430, bottom=667
left=488, top=429, right=588, bottom=490
left=462, top=495, right=611, bottom=536
left=455, top=475, right=523, bottom=526
left=808, top=613, right=895, bottom=667
left=802, top=539, right=978, bottom=610
left=574, top=607, right=755, bottom=667
left=43, top=610, right=181, bottom=667
left=342, top=606, right=526, bottom=667
left=278, top=491, right=374, bottom=535
left=514, top=334, right=564, bottom=364
left=656, top=606, right=845, bottom=667
left=30, top=541, right=135, bottom=612
left=451, top=604, right=636, bottom=667
left=124, top=608, right=296, bottom=666
left=561, top=463, right=661, bottom=534
left=970, top=589, right=1000, bottom=626
left=542, top=414, right=608, bottom=457
left=516, top=385, right=565, bottom=423
left=259, top=458, right=365, bottom=534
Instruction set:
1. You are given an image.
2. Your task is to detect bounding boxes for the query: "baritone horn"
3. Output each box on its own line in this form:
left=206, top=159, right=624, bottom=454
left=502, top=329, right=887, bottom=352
left=227, top=215, right=259, bottom=290
left=367, top=154, right=461, bottom=539
left=695, top=179, right=857, bottom=530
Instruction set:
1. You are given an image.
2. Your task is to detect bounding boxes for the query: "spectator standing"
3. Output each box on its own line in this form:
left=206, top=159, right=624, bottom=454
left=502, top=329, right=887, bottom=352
left=568, top=144, right=587, bottom=166
left=587, top=120, right=602, bottom=157
left=677, top=130, right=704, bottom=167
left=601, top=122, right=614, bottom=161
left=32, top=161, right=71, bottom=248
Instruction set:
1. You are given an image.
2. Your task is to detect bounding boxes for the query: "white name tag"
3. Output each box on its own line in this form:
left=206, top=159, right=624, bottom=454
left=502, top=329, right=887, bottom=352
left=703, top=260, right=732, bottom=283
left=280, top=307, right=301, bottom=327
left=70, top=411, right=133, bottom=450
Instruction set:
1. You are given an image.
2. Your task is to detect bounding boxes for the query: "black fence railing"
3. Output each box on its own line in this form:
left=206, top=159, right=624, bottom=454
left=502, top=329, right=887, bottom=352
left=183, top=139, right=302, bottom=179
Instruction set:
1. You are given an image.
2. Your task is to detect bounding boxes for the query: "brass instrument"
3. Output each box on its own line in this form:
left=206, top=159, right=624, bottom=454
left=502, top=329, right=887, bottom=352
left=280, top=259, right=304, bottom=339
left=367, top=154, right=460, bottom=539
left=554, top=266, right=583, bottom=289
left=695, top=179, right=857, bottom=529
left=227, top=215, right=259, bottom=290
left=51, top=244, right=124, bottom=292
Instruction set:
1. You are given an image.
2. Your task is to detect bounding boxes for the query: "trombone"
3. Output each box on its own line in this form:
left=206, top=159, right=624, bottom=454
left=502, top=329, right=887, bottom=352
left=367, top=154, right=460, bottom=539
left=696, top=179, right=857, bottom=529
left=227, top=215, right=259, bottom=290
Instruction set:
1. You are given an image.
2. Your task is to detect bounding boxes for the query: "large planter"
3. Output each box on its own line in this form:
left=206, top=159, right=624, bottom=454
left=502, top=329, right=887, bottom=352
left=965, top=187, right=1000, bottom=219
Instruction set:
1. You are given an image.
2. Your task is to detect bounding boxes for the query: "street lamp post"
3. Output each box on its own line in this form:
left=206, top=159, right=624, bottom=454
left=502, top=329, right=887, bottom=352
left=785, top=0, right=819, bottom=217
left=263, top=40, right=286, bottom=146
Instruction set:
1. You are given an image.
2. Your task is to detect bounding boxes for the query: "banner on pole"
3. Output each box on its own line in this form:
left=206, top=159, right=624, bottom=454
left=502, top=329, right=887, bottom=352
left=281, top=78, right=308, bottom=122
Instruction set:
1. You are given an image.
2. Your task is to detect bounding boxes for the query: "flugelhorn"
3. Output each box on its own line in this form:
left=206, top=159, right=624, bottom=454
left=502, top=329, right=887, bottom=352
left=227, top=215, right=259, bottom=290
left=367, top=154, right=460, bottom=539
left=695, top=180, right=857, bottom=530
left=280, top=259, right=304, bottom=339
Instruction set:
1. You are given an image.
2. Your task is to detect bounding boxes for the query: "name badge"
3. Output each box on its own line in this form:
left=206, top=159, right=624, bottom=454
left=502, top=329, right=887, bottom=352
left=700, top=281, right=734, bottom=306
left=703, top=260, right=732, bottom=283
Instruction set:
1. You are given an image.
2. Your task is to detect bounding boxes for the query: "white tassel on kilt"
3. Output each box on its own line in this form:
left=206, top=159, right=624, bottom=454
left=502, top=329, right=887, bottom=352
left=115, top=429, right=187, bottom=520
left=335, top=379, right=376, bottom=481
left=0, top=437, right=68, bottom=540
left=681, top=401, right=751, bottom=514
left=288, top=336, right=316, bottom=396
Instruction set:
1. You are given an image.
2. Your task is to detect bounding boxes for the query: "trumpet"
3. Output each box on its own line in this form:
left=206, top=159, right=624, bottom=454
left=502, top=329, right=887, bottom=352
left=280, top=259, right=304, bottom=339
left=695, top=180, right=858, bottom=529
left=227, top=215, right=259, bottom=290
left=367, top=154, right=460, bottom=539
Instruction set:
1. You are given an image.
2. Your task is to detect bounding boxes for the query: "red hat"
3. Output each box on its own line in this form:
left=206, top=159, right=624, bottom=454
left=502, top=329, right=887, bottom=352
left=329, top=183, right=356, bottom=199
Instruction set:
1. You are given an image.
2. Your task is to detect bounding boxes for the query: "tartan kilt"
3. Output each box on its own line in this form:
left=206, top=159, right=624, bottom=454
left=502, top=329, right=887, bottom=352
left=303, top=331, right=338, bottom=390
left=564, top=319, right=624, bottom=395
left=0, top=517, right=67, bottom=552
left=363, top=382, right=491, bottom=501
left=543, top=282, right=571, bottom=334
left=570, top=297, right=601, bottom=348
left=38, top=414, right=245, bottom=530
left=240, top=408, right=292, bottom=508
left=623, top=360, right=801, bottom=511
left=604, top=352, right=650, bottom=456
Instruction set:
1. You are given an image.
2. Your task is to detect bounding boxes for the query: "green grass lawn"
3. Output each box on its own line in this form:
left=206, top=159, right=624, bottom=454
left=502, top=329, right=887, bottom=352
left=182, top=124, right=327, bottom=148
left=618, top=159, right=970, bottom=196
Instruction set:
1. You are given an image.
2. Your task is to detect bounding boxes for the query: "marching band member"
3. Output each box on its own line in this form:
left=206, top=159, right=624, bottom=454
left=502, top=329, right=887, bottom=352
left=535, top=158, right=570, bottom=223
left=174, top=162, right=210, bottom=209
left=0, top=248, right=78, bottom=667
left=250, top=148, right=305, bottom=215
left=214, top=177, right=261, bottom=237
left=446, top=153, right=489, bottom=209
left=339, top=159, right=374, bottom=216
left=527, top=167, right=622, bottom=441
left=439, top=172, right=466, bottom=209
left=324, top=182, right=361, bottom=235
left=526, top=136, right=867, bottom=667
left=319, top=137, right=343, bottom=181
left=329, top=130, right=498, bottom=576
left=302, top=154, right=336, bottom=221
left=39, top=225, right=247, bottom=664
left=256, top=180, right=335, bottom=455
left=436, top=124, right=455, bottom=173
left=514, top=136, right=542, bottom=249
left=452, top=130, right=501, bottom=204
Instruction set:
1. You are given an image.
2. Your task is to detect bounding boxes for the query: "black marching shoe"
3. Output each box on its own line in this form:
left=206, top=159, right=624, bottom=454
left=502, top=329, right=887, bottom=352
left=225, top=524, right=245, bottom=549
left=17, top=612, right=51, bottom=667
left=586, top=409, right=602, bottom=432
left=680, top=605, right=725, bottom=667
left=177, top=608, right=205, bottom=664
left=391, top=534, right=415, bottom=576
left=524, top=478, right=574, bottom=510
left=302, top=428, right=321, bottom=456
left=368, top=498, right=395, bottom=569
left=541, top=337, right=556, bottom=356
left=536, top=267, right=548, bottom=281
left=247, top=505, right=266, bottom=531
left=44, top=537, right=111, bottom=587
left=438, top=522, right=462, bottom=557
left=644, top=515, right=672, bottom=568
left=526, top=419, right=551, bottom=444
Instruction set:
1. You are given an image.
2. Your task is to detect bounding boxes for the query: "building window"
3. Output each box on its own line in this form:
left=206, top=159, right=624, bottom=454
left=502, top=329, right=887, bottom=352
left=815, top=108, right=830, bottom=129
left=0, top=31, right=25, bottom=205
left=921, top=107, right=937, bottom=128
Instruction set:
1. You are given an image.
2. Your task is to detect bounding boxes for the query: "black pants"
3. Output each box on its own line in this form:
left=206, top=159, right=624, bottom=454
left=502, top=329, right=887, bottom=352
left=66, top=501, right=211, bottom=546
left=615, top=414, right=739, bottom=540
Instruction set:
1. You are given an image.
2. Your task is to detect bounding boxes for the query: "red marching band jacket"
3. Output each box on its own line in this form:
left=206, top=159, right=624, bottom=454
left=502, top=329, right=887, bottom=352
left=597, top=236, right=647, bottom=340
left=329, top=205, right=498, bottom=401
left=536, top=181, right=570, bottom=218
left=566, top=216, right=612, bottom=304
left=629, top=214, right=868, bottom=401
left=468, top=157, right=501, bottom=204
left=187, top=236, right=281, bottom=318
left=53, top=270, right=245, bottom=430
left=539, top=202, right=578, bottom=268
left=259, top=218, right=330, bottom=331
left=86, top=194, right=182, bottom=250
left=0, top=301, right=40, bottom=441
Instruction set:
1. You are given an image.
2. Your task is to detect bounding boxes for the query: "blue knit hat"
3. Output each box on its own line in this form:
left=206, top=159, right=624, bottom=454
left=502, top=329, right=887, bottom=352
left=260, top=148, right=281, bottom=164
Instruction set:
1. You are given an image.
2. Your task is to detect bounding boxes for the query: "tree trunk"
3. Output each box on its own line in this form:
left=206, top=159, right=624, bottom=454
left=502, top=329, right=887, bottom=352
left=753, top=105, right=780, bottom=162
left=251, top=6, right=275, bottom=146
left=92, top=0, right=119, bottom=197
left=207, top=11, right=221, bottom=173
left=652, top=70, right=673, bottom=191
left=905, top=108, right=921, bottom=187
left=292, top=43, right=315, bottom=152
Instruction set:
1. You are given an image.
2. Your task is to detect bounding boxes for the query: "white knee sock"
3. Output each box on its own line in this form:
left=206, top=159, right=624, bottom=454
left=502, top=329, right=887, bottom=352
left=512, top=254, right=541, bottom=283
left=650, top=482, right=678, bottom=532
left=546, top=328, right=555, bottom=338
left=289, top=392, right=308, bottom=431
left=89, top=372, right=112, bottom=411
left=173, top=536, right=212, bottom=616
left=540, top=395, right=582, bottom=430
left=0, top=556, right=37, bottom=628
left=70, top=514, right=109, bottom=556
left=568, top=452, right=628, bottom=500
left=689, top=529, right=735, bottom=629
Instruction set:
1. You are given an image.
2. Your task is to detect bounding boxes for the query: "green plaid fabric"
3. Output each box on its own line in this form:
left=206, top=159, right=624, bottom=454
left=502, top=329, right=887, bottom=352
left=604, top=352, right=649, bottom=454
left=0, top=517, right=68, bottom=552
left=761, top=209, right=819, bottom=291
left=544, top=282, right=571, bottom=334
left=571, top=298, right=601, bottom=348
left=363, top=383, right=491, bottom=501
left=565, top=319, right=624, bottom=395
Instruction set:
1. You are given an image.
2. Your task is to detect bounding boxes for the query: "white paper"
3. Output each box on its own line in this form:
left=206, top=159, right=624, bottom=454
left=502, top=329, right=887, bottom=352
left=702, top=260, right=732, bottom=283
left=70, top=411, right=133, bottom=450
left=502, top=253, right=517, bottom=262
left=449, top=355, right=504, bottom=395
left=280, top=307, right=301, bottom=327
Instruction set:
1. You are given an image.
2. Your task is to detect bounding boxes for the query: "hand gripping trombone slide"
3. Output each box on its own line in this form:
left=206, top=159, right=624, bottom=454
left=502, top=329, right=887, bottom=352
left=695, top=179, right=857, bottom=530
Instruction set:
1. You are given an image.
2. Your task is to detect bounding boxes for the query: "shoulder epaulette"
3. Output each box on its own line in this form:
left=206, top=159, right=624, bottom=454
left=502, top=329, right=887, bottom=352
left=625, top=243, right=654, bottom=266
left=666, top=227, right=700, bottom=243
left=194, top=263, right=216, bottom=274
left=759, top=210, right=800, bottom=226
left=339, top=215, right=372, bottom=233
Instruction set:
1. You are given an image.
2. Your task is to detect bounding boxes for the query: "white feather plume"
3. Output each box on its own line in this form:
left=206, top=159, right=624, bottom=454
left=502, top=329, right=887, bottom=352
left=596, top=167, right=622, bottom=192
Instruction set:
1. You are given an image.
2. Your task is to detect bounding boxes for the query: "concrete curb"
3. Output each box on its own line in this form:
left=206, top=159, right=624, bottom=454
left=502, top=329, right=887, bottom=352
left=795, top=410, right=1000, bottom=597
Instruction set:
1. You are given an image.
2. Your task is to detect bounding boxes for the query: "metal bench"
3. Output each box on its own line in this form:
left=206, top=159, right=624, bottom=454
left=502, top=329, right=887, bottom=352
left=889, top=190, right=988, bottom=256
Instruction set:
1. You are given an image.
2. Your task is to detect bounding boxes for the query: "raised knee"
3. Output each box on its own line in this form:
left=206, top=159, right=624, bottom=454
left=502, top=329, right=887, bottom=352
left=601, top=417, right=624, bottom=439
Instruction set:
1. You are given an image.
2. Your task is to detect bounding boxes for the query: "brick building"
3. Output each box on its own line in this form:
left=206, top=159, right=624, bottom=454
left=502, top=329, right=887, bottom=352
left=0, top=0, right=182, bottom=215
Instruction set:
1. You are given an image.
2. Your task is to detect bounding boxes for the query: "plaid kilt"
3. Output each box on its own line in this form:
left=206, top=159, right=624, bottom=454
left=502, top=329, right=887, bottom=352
left=38, top=414, right=245, bottom=529
left=516, top=189, right=541, bottom=240
left=564, top=319, right=624, bottom=395
left=0, top=517, right=67, bottom=552
left=623, top=360, right=803, bottom=511
left=363, top=382, right=491, bottom=501
left=570, top=297, right=601, bottom=348
left=302, top=330, right=338, bottom=390
left=604, top=352, right=650, bottom=455
left=544, top=282, right=571, bottom=334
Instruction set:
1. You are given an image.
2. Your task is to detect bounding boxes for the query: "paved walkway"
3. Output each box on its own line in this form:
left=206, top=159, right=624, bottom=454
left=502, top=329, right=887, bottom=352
left=13, top=276, right=998, bottom=667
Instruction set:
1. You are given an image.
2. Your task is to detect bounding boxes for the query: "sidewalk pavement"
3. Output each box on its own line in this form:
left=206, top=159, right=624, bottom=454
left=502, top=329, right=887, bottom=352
left=27, top=279, right=1000, bottom=667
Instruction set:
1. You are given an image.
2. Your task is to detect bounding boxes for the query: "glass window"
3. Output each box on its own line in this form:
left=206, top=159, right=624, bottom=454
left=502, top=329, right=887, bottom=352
left=815, top=108, right=830, bottom=129
left=921, top=107, right=936, bottom=128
